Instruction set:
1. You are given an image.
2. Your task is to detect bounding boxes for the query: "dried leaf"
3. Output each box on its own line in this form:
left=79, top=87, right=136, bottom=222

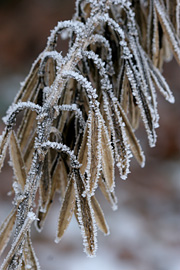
left=128, top=90, right=140, bottom=130
left=18, top=111, right=37, bottom=155
left=78, top=120, right=88, bottom=175
left=1, top=212, right=36, bottom=270
left=98, top=176, right=118, bottom=211
left=91, top=196, right=109, bottom=235
left=86, top=110, right=101, bottom=195
left=9, top=130, right=27, bottom=190
left=155, top=0, right=180, bottom=64
left=0, top=128, right=11, bottom=172
left=116, top=102, right=145, bottom=167
left=73, top=168, right=97, bottom=257
left=148, top=58, right=175, bottom=103
left=36, top=156, right=68, bottom=231
left=39, top=153, right=51, bottom=213
left=126, top=61, right=157, bottom=147
left=100, top=116, right=115, bottom=191
left=0, top=208, right=17, bottom=256
left=107, top=93, right=131, bottom=179
left=14, top=58, right=40, bottom=103
left=79, top=110, right=102, bottom=195
left=147, top=1, right=160, bottom=67
left=23, top=231, right=40, bottom=270
left=55, top=175, right=75, bottom=242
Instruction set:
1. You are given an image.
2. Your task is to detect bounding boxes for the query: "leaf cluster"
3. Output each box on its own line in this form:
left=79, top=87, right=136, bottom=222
left=0, top=0, right=179, bottom=268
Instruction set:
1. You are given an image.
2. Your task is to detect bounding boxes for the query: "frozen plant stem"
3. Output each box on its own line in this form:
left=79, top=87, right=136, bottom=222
left=0, top=0, right=180, bottom=269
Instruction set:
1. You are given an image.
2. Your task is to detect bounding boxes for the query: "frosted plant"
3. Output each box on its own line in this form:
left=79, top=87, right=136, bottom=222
left=0, top=0, right=179, bottom=268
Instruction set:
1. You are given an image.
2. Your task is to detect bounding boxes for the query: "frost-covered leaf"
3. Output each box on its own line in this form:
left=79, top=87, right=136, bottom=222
left=14, top=58, right=40, bottom=103
left=9, top=130, right=27, bottom=191
left=147, top=0, right=160, bottom=67
left=126, top=61, right=157, bottom=147
left=23, top=231, right=40, bottom=270
left=73, top=168, right=97, bottom=257
left=105, top=92, right=131, bottom=179
left=0, top=0, right=179, bottom=267
left=91, top=196, right=109, bottom=235
left=55, top=175, right=75, bottom=242
left=148, top=58, right=175, bottom=103
left=18, top=110, right=37, bottom=156
left=98, top=176, right=118, bottom=211
left=128, top=89, right=140, bottom=130
left=85, top=110, right=102, bottom=195
left=100, top=115, right=115, bottom=191
left=78, top=120, right=88, bottom=175
left=155, top=0, right=180, bottom=64
left=116, top=102, right=145, bottom=167
left=39, top=153, right=51, bottom=213
left=1, top=212, right=36, bottom=270
left=0, top=208, right=17, bottom=256
left=36, top=155, right=68, bottom=231
left=78, top=109, right=102, bottom=196
left=0, top=128, right=11, bottom=172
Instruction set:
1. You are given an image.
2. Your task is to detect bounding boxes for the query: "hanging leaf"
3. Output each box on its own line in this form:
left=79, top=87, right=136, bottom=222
left=23, top=231, right=40, bottom=270
left=91, top=196, right=109, bottom=235
left=116, top=102, right=145, bottom=167
left=100, top=116, right=115, bottom=191
left=39, top=152, right=51, bottom=213
left=78, top=119, right=88, bottom=175
left=9, top=130, right=27, bottom=191
left=73, top=168, right=97, bottom=257
left=55, top=175, right=75, bottom=242
left=36, top=156, right=68, bottom=232
left=155, top=0, right=180, bottom=64
left=79, top=110, right=102, bottom=196
left=98, top=176, right=118, bottom=211
left=0, top=128, right=11, bottom=172
left=0, top=208, right=17, bottom=256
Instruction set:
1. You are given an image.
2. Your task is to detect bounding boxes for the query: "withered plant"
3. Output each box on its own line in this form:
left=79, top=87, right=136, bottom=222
left=0, top=0, right=180, bottom=269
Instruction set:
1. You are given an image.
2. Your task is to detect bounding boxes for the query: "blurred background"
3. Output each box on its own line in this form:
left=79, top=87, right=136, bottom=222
left=0, top=1, right=180, bottom=270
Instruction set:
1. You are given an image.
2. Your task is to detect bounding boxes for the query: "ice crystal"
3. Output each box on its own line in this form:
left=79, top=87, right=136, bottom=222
left=0, top=0, right=179, bottom=268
